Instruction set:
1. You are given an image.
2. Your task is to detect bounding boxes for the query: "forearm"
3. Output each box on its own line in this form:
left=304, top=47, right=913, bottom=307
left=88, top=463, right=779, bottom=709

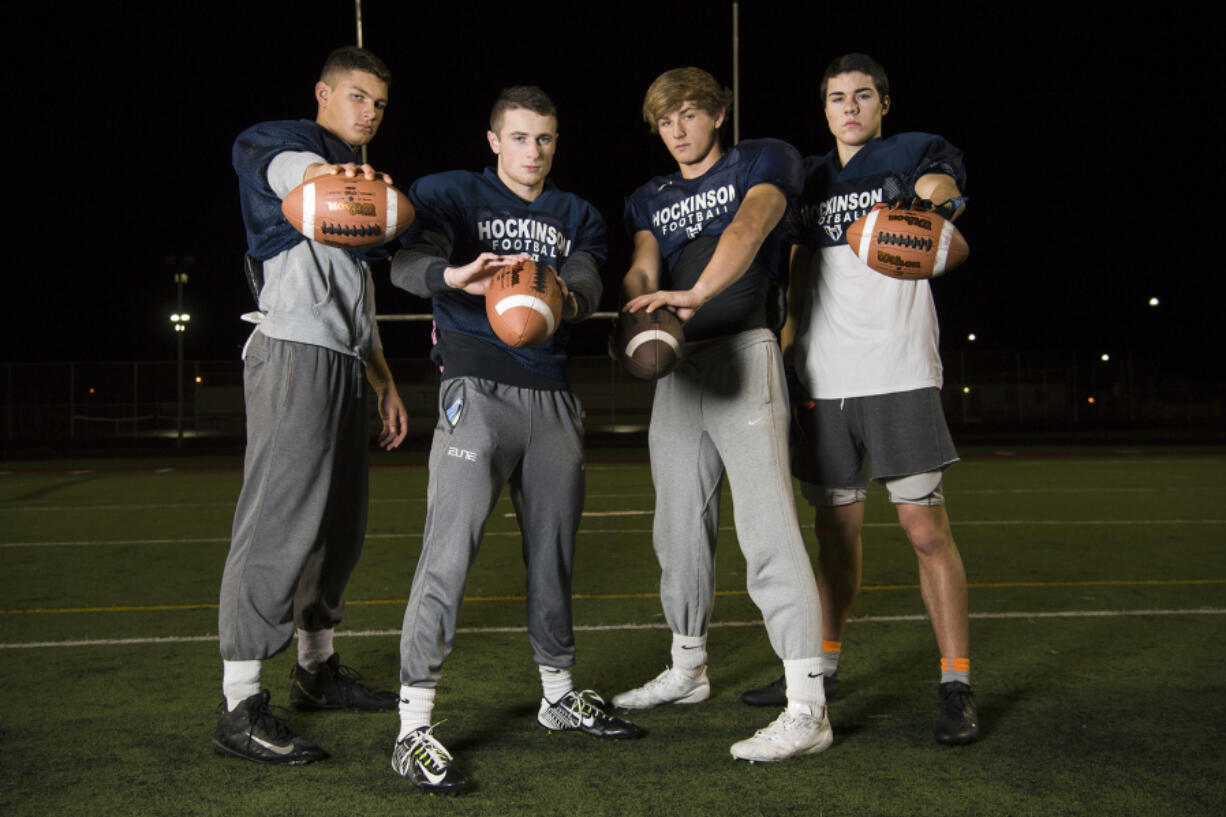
left=620, top=230, right=663, bottom=303
left=914, top=174, right=964, bottom=219
left=689, top=183, right=786, bottom=308
left=365, top=348, right=398, bottom=396
left=780, top=244, right=811, bottom=364
left=558, top=251, right=602, bottom=321
left=390, top=229, right=453, bottom=297
left=267, top=151, right=326, bottom=198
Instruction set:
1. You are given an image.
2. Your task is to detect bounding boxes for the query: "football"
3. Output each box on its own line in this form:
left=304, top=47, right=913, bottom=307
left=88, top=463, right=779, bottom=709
left=485, top=259, right=563, bottom=348
left=846, top=205, right=968, bottom=280
left=616, top=307, right=684, bottom=380
left=281, top=174, right=414, bottom=249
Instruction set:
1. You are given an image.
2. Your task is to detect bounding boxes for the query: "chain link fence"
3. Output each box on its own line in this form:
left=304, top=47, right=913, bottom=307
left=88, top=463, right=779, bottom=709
left=2, top=350, right=1221, bottom=449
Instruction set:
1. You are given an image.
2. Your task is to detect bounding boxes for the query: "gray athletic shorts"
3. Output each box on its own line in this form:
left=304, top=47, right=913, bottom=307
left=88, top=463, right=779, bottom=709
left=792, top=388, right=958, bottom=507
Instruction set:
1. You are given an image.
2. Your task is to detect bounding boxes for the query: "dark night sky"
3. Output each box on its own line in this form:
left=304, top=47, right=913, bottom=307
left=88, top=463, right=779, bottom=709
left=9, top=2, right=1217, bottom=376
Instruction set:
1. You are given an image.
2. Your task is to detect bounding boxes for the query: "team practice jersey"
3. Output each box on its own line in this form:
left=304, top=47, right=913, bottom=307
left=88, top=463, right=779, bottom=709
left=406, top=168, right=606, bottom=383
left=625, top=139, right=804, bottom=341
left=791, top=132, right=966, bottom=399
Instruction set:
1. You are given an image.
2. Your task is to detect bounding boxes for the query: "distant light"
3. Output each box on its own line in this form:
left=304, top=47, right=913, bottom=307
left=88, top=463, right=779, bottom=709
left=1101, top=353, right=1110, bottom=362
left=170, top=313, right=180, bottom=322
left=1148, top=297, right=1160, bottom=307
left=1088, top=396, right=1096, bottom=404
left=967, top=333, right=977, bottom=342
left=88, top=388, right=95, bottom=395
left=962, top=386, right=971, bottom=394
left=195, top=376, right=203, bottom=384
left=180, top=314, right=191, bottom=322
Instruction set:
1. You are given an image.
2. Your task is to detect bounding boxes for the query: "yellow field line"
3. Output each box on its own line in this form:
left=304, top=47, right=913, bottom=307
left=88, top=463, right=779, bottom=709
left=3, top=578, right=1222, bottom=615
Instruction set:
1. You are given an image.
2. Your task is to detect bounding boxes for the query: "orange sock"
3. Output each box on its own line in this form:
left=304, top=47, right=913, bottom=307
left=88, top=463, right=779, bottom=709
left=822, top=640, right=841, bottom=675
left=941, top=657, right=970, bottom=685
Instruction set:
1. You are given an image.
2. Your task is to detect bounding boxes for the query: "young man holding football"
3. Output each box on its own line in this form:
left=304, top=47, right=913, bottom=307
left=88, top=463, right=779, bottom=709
left=740, top=53, right=979, bottom=746
left=387, top=86, right=640, bottom=796
left=215, top=46, right=408, bottom=766
left=612, top=67, right=831, bottom=763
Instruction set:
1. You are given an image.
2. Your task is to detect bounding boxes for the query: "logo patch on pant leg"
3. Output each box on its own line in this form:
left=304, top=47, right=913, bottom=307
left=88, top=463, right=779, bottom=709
left=445, top=396, right=464, bottom=427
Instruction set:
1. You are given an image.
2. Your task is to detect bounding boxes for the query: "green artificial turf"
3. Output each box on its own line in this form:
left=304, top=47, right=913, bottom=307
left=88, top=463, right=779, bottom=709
left=1, top=446, right=1224, bottom=816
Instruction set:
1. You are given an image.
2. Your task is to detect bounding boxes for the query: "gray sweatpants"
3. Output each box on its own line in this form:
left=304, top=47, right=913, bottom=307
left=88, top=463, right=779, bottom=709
left=218, top=333, right=369, bottom=660
left=648, top=328, right=820, bottom=660
left=400, top=377, right=585, bottom=687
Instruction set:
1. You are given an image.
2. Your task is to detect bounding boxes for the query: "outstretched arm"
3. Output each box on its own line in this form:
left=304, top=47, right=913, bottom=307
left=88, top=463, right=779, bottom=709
left=302, top=161, right=391, bottom=185
left=620, top=230, right=664, bottom=303
left=623, top=182, right=786, bottom=321
left=914, top=173, right=964, bottom=220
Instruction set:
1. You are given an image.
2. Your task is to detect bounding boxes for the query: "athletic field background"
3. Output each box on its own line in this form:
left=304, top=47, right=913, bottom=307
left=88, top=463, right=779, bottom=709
left=1, top=445, right=1223, bottom=816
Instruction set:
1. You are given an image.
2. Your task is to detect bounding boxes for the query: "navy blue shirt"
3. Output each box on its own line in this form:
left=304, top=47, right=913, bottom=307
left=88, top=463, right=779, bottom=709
left=402, top=168, right=607, bottom=385
left=232, top=119, right=372, bottom=262
left=625, top=138, right=803, bottom=341
left=792, top=132, right=966, bottom=251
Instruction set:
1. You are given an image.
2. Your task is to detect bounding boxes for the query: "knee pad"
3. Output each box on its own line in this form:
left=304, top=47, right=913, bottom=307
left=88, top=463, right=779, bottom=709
left=885, top=471, right=945, bottom=505
left=801, top=481, right=867, bottom=508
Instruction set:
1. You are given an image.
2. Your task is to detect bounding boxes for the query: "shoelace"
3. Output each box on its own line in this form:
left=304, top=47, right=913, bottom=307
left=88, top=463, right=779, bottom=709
left=564, top=690, right=606, bottom=718
left=248, top=694, right=295, bottom=742
left=757, top=710, right=811, bottom=737
left=644, top=667, right=680, bottom=690
left=406, top=724, right=453, bottom=769
left=321, top=661, right=381, bottom=705
left=942, top=688, right=971, bottom=717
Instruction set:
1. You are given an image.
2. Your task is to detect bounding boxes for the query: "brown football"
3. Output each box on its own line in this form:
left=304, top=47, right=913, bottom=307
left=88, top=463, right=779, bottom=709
left=616, top=307, right=684, bottom=380
left=485, top=259, right=563, bottom=348
left=281, top=175, right=414, bottom=249
left=846, top=205, right=968, bottom=280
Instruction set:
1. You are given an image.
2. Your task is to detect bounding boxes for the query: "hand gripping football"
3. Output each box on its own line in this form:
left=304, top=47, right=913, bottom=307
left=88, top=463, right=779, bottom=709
left=846, top=204, right=968, bottom=280
left=281, top=175, right=414, bottom=249
left=616, top=307, right=684, bottom=380
left=485, top=259, right=563, bottom=348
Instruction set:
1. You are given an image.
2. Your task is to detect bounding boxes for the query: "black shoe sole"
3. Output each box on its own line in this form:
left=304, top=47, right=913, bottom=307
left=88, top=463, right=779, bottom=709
left=211, top=738, right=327, bottom=765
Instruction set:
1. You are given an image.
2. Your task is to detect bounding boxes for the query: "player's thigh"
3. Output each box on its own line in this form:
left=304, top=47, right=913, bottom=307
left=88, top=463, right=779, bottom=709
left=796, top=397, right=869, bottom=509
left=518, top=387, right=586, bottom=521
left=860, top=388, right=958, bottom=483
left=426, top=377, right=524, bottom=515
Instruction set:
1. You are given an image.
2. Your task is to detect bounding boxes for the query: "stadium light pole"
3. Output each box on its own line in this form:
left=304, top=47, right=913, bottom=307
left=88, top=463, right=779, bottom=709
left=355, top=0, right=367, bottom=166
left=170, top=257, right=194, bottom=448
left=732, top=2, right=740, bottom=145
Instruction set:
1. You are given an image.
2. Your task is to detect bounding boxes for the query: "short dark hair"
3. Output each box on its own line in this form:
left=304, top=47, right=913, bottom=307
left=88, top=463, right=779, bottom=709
left=490, top=86, right=557, bottom=132
left=320, top=46, right=391, bottom=87
left=642, top=67, right=732, bottom=134
left=820, top=53, right=889, bottom=102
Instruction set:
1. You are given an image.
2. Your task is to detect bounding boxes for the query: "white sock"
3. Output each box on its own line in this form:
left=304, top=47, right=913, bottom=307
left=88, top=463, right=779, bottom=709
left=540, top=666, right=573, bottom=704
left=670, top=633, right=707, bottom=674
left=222, top=659, right=262, bottom=711
left=398, top=685, right=436, bottom=740
left=296, top=628, right=334, bottom=672
left=783, top=657, right=826, bottom=716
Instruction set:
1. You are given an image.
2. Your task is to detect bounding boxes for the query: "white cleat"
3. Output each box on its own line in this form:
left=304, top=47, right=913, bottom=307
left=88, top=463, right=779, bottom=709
left=730, top=708, right=834, bottom=762
left=611, top=666, right=711, bottom=710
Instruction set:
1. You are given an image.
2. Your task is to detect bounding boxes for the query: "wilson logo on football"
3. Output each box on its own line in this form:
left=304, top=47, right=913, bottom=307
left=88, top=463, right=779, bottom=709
left=327, top=201, right=378, bottom=217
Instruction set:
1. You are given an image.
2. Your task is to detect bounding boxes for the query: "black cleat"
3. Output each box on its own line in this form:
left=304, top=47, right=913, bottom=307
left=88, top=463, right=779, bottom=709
left=739, top=671, right=838, bottom=706
left=212, top=690, right=329, bottom=765
left=290, top=653, right=398, bottom=712
left=392, top=726, right=469, bottom=795
left=538, top=690, right=643, bottom=739
left=935, top=681, right=980, bottom=745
